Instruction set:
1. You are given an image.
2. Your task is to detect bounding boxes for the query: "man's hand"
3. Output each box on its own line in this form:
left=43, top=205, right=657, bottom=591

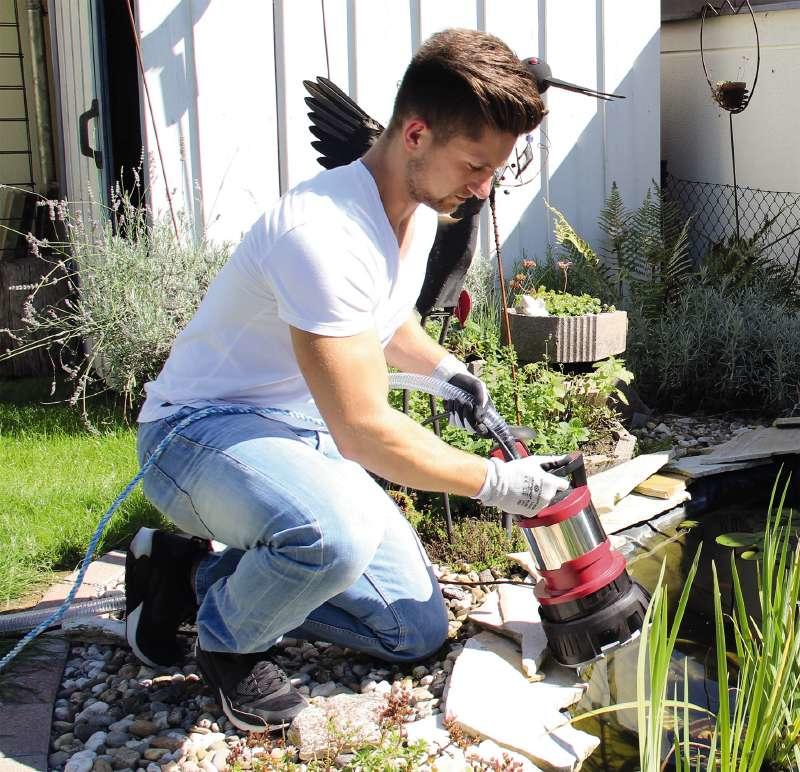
left=475, top=455, right=570, bottom=517
left=432, top=353, right=495, bottom=438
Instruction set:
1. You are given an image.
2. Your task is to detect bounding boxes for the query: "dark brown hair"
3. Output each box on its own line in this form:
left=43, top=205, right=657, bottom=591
left=387, top=29, right=545, bottom=141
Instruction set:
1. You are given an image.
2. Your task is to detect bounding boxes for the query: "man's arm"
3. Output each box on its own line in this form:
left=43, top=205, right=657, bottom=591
left=383, top=313, right=448, bottom=375
left=290, top=324, right=488, bottom=497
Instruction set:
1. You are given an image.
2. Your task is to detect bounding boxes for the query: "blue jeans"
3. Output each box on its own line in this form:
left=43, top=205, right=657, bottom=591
left=136, top=407, right=449, bottom=662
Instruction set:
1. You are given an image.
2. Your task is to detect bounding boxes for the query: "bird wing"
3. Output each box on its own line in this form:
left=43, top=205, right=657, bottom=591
left=302, top=77, right=385, bottom=169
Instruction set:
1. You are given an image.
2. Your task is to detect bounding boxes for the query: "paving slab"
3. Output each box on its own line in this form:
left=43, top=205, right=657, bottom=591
left=699, top=426, right=800, bottom=464
left=444, top=631, right=598, bottom=770
left=38, top=550, right=125, bottom=606
left=665, top=453, right=769, bottom=479
left=469, top=586, right=549, bottom=681
left=599, top=490, right=690, bottom=535
left=587, top=453, right=671, bottom=514
left=0, top=551, right=125, bottom=772
left=0, top=637, right=68, bottom=771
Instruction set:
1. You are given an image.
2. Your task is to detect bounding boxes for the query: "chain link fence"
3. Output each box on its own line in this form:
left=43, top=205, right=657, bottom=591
left=664, top=173, right=800, bottom=269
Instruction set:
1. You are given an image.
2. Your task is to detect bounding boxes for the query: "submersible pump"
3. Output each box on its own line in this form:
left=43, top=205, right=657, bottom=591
left=492, top=446, right=649, bottom=667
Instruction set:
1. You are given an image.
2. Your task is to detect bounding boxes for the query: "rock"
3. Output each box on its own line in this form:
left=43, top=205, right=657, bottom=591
left=288, top=693, right=387, bottom=761
left=188, top=731, right=226, bottom=752
left=128, top=718, right=157, bottom=738
left=310, top=680, right=338, bottom=698
left=84, top=731, right=108, bottom=752
left=103, top=731, right=129, bottom=749
left=150, top=735, right=186, bottom=751
left=469, top=588, right=548, bottom=681
left=76, top=701, right=110, bottom=722
left=92, top=760, right=113, bottom=772
left=54, top=732, right=75, bottom=750
left=404, top=714, right=452, bottom=753
left=109, top=746, right=141, bottom=769
left=65, top=750, right=97, bottom=772
left=50, top=751, right=71, bottom=768
left=445, top=631, right=597, bottom=770
left=411, top=686, right=434, bottom=703
left=143, top=747, right=170, bottom=761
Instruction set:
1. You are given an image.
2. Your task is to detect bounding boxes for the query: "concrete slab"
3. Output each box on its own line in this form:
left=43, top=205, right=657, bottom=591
left=599, top=490, right=690, bottom=535
left=0, top=551, right=123, bottom=772
left=469, top=587, right=549, bottom=681
left=445, top=632, right=598, bottom=770
left=699, top=427, right=800, bottom=464
left=39, top=550, right=125, bottom=606
left=587, top=453, right=671, bottom=514
left=665, top=454, right=769, bottom=479
left=773, top=417, right=800, bottom=428
left=506, top=552, right=540, bottom=579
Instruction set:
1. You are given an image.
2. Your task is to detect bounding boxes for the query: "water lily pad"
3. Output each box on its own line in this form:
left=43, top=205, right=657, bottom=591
left=715, top=532, right=764, bottom=548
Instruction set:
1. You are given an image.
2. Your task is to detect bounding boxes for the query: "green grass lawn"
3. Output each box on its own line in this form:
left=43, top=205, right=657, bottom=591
left=0, top=378, right=165, bottom=607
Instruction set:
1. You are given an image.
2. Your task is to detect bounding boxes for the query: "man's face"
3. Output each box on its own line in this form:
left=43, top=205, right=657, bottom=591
left=404, top=125, right=518, bottom=213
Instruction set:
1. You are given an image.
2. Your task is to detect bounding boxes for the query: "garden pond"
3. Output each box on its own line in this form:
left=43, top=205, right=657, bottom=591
left=573, top=461, right=799, bottom=771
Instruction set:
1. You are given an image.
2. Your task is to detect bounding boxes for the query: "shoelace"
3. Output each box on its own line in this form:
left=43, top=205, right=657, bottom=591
left=239, top=660, right=289, bottom=697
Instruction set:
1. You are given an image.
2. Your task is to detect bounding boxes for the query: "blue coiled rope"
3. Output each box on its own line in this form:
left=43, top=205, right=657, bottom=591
left=0, top=404, right=326, bottom=674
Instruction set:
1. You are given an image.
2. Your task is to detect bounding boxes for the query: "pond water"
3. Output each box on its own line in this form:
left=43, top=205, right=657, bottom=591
left=574, top=462, right=788, bottom=771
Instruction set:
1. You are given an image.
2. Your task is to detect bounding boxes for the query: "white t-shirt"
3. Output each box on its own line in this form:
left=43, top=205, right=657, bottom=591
left=138, top=159, right=439, bottom=427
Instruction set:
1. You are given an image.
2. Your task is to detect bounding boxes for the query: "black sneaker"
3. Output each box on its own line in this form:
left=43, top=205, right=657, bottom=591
left=125, top=527, right=210, bottom=667
left=195, top=645, right=308, bottom=731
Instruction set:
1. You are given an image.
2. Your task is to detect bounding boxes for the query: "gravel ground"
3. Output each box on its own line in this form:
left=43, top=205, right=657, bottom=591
left=50, top=567, right=507, bottom=771
left=51, top=413, right=765, bottom=771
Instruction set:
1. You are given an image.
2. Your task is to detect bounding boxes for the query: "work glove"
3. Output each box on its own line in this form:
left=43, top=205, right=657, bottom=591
left=431, top=353, right=495, bottom=438
left=474, top=455, right=570, bottom=517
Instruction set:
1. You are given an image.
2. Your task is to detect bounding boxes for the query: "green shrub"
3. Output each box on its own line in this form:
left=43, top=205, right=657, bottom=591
left=627, top=281, right=800, bottom=413
left=513, top=285, right=614, bottom=316
left=0, top=180, right=229, bottom=413
left=393, top=323, right=631, bottom=456
left=414, top=509, right=528, bottom=571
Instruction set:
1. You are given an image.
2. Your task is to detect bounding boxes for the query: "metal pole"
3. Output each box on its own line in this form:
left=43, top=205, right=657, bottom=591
left=730, top=112, right=740, bottom=241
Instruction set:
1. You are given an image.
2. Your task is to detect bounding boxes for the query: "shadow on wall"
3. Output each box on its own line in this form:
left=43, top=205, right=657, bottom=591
left=138, top=0, right=213, bottom=234
left=498, top=29, right=660, bottom=275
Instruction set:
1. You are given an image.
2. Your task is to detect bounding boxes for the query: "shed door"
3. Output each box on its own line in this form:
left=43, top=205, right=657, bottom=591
left=51, top=0, right=111, bottom=216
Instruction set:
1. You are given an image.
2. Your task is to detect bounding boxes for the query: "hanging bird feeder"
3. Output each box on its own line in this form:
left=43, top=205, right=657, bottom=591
left=699, top=0, right=761, bottom=239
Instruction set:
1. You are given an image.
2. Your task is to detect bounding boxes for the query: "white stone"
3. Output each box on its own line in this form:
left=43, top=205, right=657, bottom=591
left=188, top=731, right=226, bottom=752
left=288, top=693, right=387, bottom=761
left=64, top=750, right=96, bottom=772
left=445, top=632, right=597, bottom=770
left=469, top=587, right=549, bottom=681
left=506, top=552, right=541, bottom=579
left=587, top=452, right=671, bottom=514
left=310, top=680, right=338, bottom=698
left=404, top=714, right=452, bottom=753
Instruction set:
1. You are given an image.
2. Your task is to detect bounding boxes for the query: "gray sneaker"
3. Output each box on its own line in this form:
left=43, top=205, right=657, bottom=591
left=195, top=644, right=308, bottom=731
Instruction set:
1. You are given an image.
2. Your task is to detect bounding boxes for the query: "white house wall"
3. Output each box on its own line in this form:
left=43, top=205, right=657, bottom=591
left=137, top=0, right=659, bottom=269
left=661, top=9, right=800, bottom=192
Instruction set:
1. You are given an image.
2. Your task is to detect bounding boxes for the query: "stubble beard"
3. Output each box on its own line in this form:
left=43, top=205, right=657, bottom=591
left=406, top=157, right=460, bottom=214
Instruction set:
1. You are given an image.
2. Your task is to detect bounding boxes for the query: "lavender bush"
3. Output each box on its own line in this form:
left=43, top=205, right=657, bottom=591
left=0, top=177, right=229, bottom=414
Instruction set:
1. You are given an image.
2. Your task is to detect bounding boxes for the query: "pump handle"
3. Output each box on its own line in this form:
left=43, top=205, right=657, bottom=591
left=542, top=452, right=587, bottom=488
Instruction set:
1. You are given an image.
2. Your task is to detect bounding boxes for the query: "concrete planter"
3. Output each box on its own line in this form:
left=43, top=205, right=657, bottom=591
left=508, top=309, right=628, bottom=364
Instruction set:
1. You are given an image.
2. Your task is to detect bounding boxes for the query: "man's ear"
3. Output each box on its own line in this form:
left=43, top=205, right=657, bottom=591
left=402, top=117, right=431, bottom=152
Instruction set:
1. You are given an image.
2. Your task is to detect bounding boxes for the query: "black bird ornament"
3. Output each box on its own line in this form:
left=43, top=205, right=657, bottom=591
left=302, top=59, right=624, bottom=319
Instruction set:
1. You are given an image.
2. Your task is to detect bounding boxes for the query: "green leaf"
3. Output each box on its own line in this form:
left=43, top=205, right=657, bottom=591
left=715, top=532, right=764, bottom=548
